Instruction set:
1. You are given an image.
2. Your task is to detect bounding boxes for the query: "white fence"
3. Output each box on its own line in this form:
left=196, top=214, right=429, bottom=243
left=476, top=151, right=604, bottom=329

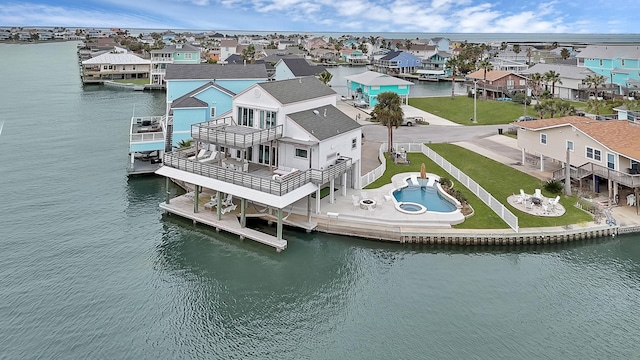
left=361, top=142, right=519, bottom=232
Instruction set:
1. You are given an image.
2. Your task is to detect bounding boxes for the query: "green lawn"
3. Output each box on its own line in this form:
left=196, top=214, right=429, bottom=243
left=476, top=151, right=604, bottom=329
left=111, top=78, right=149, bottom=85
left=408, top=96, right=537, bottom=125
left=427, top=144, right=592, bottom=228
left=365, top=145, right=592, bottom=229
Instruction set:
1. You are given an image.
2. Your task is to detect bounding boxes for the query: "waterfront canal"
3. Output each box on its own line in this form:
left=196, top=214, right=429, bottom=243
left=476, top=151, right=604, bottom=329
left=1, top=42, right=639, bottom=359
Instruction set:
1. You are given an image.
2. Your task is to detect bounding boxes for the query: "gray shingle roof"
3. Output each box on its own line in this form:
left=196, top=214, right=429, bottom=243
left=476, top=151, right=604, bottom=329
left=576, top=45, right=640, bottom=59
left=258, top=76, right=336, bottom=105
left=287, top=105, right=361, bottom=141
left=171, top=81, right=235, bottom=109
left=151, top=43, right=199, bottom=53
left=522, top=63, right=594, bottom=80
left=165, top=64, right=268, bottom=80
left=280, top=58, right=326, bottom=76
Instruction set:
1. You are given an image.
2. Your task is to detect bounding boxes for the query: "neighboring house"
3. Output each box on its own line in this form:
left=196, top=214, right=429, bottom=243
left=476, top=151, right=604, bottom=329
left=522, top=63, right=595, bottom=100
left=218, top=39, right=238, bottom=63
left=516, top=116, right=640, bottom=201
left=162, top=31, right=176, bottom=45
left=428, top=37, right=451, bottom=52
left=344, top=70, right=413, bottom=106
left=18, top=32, right=31, bottom=41
left=465, top=70, right=527, bottom=99
left=422, top=51, right=451, bottom=75
left=37, top=31, right=53, bottom=40
left=304, top=36, right=328, bottom=50
left=150, top=43, right=201, bottom=85
left=373, top=51, right=422, bottom=75
left=273, top=58, right=326, bottom=81
left=277, top=40, right=295, bottom=50
left=339, top=49, right=368, bottom=65
left=407, top=44, right=437, bottom=59
left=489, top=58, right=529, bottom=74
left=163, top=63, right=269, bottom=147
left=81, top=52, right=150, bottom=84
left=156, top=76, right=362, bottom=245
left=0, top=31, right=11, bottom=41
left=576, top=45, right=640, bottom=96
left=614, top=106, right=640, bottom=122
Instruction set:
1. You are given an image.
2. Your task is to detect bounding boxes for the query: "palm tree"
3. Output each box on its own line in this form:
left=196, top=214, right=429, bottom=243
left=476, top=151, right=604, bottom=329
left=526, top=47, right=532, bottom=64
left=583, top=74, right=606, bottom=108
left=513, top=44, right=521, bottom=61
left=560, top=48, right=570, bottom=60
left=372, top=92, right=404, bottom=155
left=534, top=99, right=576, bottom=119
left=478, top=59, right=493, bottom=99
left=544, top=70, right=562, bottom=98
left=445, top=56, right=460, bottom=99
left=241, top=44, right=256, bottom=63
left=318, top=70, right=333, bottom=86
left=404, top=39, right=412, bottom=51
left=529, top=72, right=543, bottom=97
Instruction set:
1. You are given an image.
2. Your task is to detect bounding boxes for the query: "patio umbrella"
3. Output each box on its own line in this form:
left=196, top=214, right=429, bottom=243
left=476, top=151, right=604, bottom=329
left=420, top=163, right=426, bottom=179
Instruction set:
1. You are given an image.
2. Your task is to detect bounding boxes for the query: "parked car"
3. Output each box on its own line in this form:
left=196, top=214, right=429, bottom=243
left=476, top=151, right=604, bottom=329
left=353, top=100, right=368, bottom=108
left=517, top=115, right=537, bottom=122
left=402, top=116, right=423, bottom=126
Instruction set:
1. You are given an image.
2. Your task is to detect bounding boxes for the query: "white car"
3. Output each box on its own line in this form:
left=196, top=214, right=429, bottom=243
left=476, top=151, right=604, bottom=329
left=353, top=100, right=368, bottom=108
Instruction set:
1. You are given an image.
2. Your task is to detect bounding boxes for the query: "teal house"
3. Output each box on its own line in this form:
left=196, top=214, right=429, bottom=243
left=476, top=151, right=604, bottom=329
left=164, top=64, right=269, bottom=147
left=577, top=45, right=640, bottom=96
left=344, top=71, right=413, bottom=107
left=150, top=43, right=201, bottom=84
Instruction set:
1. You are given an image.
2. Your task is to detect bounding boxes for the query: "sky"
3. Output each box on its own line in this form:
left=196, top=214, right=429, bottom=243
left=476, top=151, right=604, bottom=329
left=0, top=0, right=638, bottom=34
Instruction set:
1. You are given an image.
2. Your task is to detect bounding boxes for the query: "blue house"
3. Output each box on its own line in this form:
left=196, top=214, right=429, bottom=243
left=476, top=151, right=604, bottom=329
left=577, top=45, right=640, bottom=95
left=422, top=51, right=452, bottom=76
left=344, top=70, right=413, bottom=107
left=373, top=51, right=422, bottom=75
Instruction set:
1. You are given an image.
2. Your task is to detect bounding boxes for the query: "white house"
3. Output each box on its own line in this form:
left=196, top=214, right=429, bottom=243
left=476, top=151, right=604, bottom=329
left=81, top=52, right=150, bottom=83
left=522, top=63, right=595, bottom=100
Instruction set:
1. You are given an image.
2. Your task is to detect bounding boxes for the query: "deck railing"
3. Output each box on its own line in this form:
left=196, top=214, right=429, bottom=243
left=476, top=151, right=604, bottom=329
left=553, top=162, right=640, bottom=188
left=163, top=150, right=352, bottom=196
left=191, top=123, right=283, bottom=148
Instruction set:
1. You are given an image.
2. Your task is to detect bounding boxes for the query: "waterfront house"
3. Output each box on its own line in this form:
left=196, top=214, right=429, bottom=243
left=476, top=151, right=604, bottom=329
left=422, top=51, right=452, bottom=76
left=0, top=31, right=11, bottom=41
left=150, top=43, right=201, bottom=85
left=522, top=63, right=595, bottom=100
left=428, top=37, right=451, bottom=52
left=156, top=76, right=362, bottom=245
left=344, top=70, right=413, bottom=106
left=465, top=70, right=527, bottom=99
left=17, top=32, right=31, bottom=41
left=576, top=45, right=640, bottom=96
left=407, top=44, right=437, bottom=59
left=81, top=52, right=150, bottom=84
left=516, top=116, right=640, bottom=205
left=273, top=58, right=326, bottom=81
left=162, top=31, right=176, bottom=45
left=373, top=51, right=422, bottom=75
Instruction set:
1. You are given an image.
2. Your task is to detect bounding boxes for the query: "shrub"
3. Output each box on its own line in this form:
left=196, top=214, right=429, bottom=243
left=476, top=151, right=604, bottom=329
left=438, top=176, right=452, bottom=188
left=543, top=179, right=564, bottom=194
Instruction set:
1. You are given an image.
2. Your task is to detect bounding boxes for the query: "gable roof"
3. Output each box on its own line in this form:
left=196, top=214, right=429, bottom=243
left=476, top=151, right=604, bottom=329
left=82, top=52, right=149, bottom=65
left=466, top=70, right=526, bottom=81
left=576, top=45, right=640, bottom=59
left=257, top=76, right=336, bottom=105
left=287, top=105, right=361, bottom=141
left=171, top=81, right=235, bottom=108
left=151, top=43, right=200, bottom=53
left=517, top=116, right=640, bottom=161
left=380, top=50, right=402, bottom=60
left=522, top=64, right=594, bottom=80
left=165, top=64, right=268, bottom=80
left=280, top=58, right=326, bottom=76
left=344, top=70, right=413, bottom=86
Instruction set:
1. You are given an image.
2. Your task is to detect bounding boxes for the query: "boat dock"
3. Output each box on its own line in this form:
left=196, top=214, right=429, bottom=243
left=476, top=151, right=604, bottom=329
left=160, top=194, right=288, bottom=252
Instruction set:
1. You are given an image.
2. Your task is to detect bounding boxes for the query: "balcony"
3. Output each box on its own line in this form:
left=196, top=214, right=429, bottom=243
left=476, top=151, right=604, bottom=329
left=151, top=57, right=174, bottom=63
left=191, top=122, right=283, bottom=149
left=554, top=162, right=640, bottom=188
left=163, top=150, right=353, bottom=196
left=129, top=115, right=166, bottom=147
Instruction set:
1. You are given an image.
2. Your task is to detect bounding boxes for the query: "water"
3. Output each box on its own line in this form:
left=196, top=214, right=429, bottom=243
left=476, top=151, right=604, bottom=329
left=1, top=42, right=640, bottom=359
left=393, top=185, right=457, bottom=212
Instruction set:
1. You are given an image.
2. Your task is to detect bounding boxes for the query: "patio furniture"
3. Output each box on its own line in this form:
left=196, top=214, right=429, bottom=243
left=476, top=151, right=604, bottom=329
left=222, top=194, right=233, bottom=207
left=628, top=194, right=637, bottom=206
left=221, top=203, right=237, bottom=214
left=549, top=195, right=560, bottom=209
left=199, top=151, right=218, bottom=164
left=534, top=188, right=542, bottom=199
left=531, top=197, right=542, bottom=206
left=188, top=149, right=207, bottom=160
left=519, top=189, right=530, bottom=202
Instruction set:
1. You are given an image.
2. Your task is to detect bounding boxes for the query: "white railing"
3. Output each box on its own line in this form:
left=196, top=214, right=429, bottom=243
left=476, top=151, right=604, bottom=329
left=362, top=143, right=519, bottom=232
left=131, top=132, right=164, bottom=143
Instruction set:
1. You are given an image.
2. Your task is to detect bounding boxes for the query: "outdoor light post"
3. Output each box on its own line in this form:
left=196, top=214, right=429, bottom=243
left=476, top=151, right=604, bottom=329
left=473, top=80, right=477, bottom=123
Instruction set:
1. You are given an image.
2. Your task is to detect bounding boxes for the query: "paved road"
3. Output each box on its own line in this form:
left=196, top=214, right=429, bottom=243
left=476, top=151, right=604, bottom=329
left=362, top=123, right=506, bottom=143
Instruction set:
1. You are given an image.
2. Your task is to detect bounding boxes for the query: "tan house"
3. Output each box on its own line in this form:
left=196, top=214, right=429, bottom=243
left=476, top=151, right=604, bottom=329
left=516, top=116, right=640, bottom=207
left=466, top=70, right=527, bottom=99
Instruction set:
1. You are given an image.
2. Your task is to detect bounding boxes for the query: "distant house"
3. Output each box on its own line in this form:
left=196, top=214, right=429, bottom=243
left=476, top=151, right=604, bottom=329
left=489, top=58, right=529, bottom=74
left=162, top=31, right=176, bottom=45
left=273, top=58, right=326, bottom=81
left=81, top=52, right=150, bottom=83
left=576, top=45, right=640, bottom=96
left=428, top=37, right=451, bottom=52
left=305, top=37, right=328, bottom=50
left=373, top=51, right=422, bottom=75
left=277, top=40, right=295, bottom=50
left=465, top=70, right=527, bottom=99
left=163, top=64, right=269, bottom=147
left=150, top=43, right=201, bottom=85
left=407, top=44, right=437, bottom=59
left=219, top=39, right=239, bottom=63
left=344, top=70, right=413, bottom=106
left=18, top=32, right=31, bottom=41
left=0, top=31, right=11, bottom=41
left=422, top=51, right=451, bottom=75
left=522, top=63, right=595, bottom=100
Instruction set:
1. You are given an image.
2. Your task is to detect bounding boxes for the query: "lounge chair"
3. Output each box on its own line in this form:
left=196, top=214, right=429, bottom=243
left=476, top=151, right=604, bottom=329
left=534, top=188, right=542, bottom=199
left=549, top=195, right=560, bottom=209
left=222, top=193, right=233, bottom=207
left=519, top=189, right=530, bottom=202
left=199, top=151, right=218, bottom=163
left=513, top=193, right=523, bottom=204
left=188, top=149, right=207, bottom=160
left=221, top=203, right=237, bottom=214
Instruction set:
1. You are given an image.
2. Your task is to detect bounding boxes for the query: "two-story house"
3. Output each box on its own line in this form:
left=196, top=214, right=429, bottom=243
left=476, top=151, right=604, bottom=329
left=516, top=116, right=640, bottom=206
left=150, top=43, right=201, bottom=85
left=373, top=51, right=422, bottom=75
left=576, top=45, right=640, bottom=96
left=522, top=63, right=595, bottom=100
left=465, top=70, right=527, bottom=99
left=344, top=70, right=413, bottom=106
left=81, top=52, right=150, bottom=84
left=273, top=58, right=326, bottom=81
left=156, top=76, right=362, bottom=247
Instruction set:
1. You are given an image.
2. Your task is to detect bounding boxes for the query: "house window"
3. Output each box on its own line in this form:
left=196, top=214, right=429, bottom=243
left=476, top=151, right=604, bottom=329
left=185, top=53, right=192, bottom=59
left=352, top=137, right=357, bottom=149
left=259, top=110, right=276, bottom=129
left=295, top=148, right=308, bottom=158
left=567, top=140, right=574, bottom=152
left=371, top=86, right=380, bottom=90
left=398, top=85, right=407, bottom=89
left=607, top=153, right=615, bottom=169
left=540, top=133, right=547, bottom=144
left=586, top=147, right=601, bottom=161
left=237, top=107, right=254, bottom=127
left=210, top=107, right=216, bottom=118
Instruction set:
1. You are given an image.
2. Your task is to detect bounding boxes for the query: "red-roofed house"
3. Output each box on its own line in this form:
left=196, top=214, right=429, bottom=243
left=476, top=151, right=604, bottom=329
left=466, top=70, right=527, bottom=99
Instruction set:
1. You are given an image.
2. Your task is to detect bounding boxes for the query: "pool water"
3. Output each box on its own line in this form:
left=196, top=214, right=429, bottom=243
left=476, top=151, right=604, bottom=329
left=393, top=185, right=457, bottom=212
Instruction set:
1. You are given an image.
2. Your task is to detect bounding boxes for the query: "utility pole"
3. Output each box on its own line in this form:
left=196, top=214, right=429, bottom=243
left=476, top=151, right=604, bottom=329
left=473, top=80, right=477, bottom=123
left=565, top=147, right=572, bottom=195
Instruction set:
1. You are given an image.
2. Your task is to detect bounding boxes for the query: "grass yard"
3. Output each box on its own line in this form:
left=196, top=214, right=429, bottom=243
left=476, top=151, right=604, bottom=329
left=365, top=152, right=509, bottom=229
left=408, top=96, right=537, bottom=125
left=112, top=78, right=150, bottom=85
left=427, top=144, right=592, bottom=228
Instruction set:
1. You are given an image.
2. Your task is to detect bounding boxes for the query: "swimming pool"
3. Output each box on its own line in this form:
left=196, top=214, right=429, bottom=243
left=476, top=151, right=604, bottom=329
left=393, top=183, right=457, bottom=213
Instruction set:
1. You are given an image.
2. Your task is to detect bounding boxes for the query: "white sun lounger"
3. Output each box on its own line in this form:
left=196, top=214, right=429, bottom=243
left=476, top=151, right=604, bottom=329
left=199, top=151, right=218, bottom=163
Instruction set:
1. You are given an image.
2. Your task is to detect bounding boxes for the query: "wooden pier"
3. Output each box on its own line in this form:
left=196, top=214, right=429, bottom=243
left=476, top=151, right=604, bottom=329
left=160, top=195, right=287, bottom=252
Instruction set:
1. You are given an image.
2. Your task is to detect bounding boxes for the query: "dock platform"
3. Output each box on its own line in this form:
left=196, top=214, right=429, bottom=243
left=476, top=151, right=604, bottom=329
left=159, top=195, right=287, bottom=252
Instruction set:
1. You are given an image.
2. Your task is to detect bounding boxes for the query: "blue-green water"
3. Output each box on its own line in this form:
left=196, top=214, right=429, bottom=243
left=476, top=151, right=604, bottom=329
left=1, top=42, right=640, bottom=359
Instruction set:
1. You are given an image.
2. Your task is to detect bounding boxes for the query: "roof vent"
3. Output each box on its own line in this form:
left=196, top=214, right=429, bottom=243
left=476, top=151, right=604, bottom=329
left=313, top=110, right=320, bottom=116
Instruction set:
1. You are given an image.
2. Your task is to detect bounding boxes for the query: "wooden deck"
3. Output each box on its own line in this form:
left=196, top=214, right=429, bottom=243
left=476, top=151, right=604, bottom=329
left=160, top=195, right=287, bottom=252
